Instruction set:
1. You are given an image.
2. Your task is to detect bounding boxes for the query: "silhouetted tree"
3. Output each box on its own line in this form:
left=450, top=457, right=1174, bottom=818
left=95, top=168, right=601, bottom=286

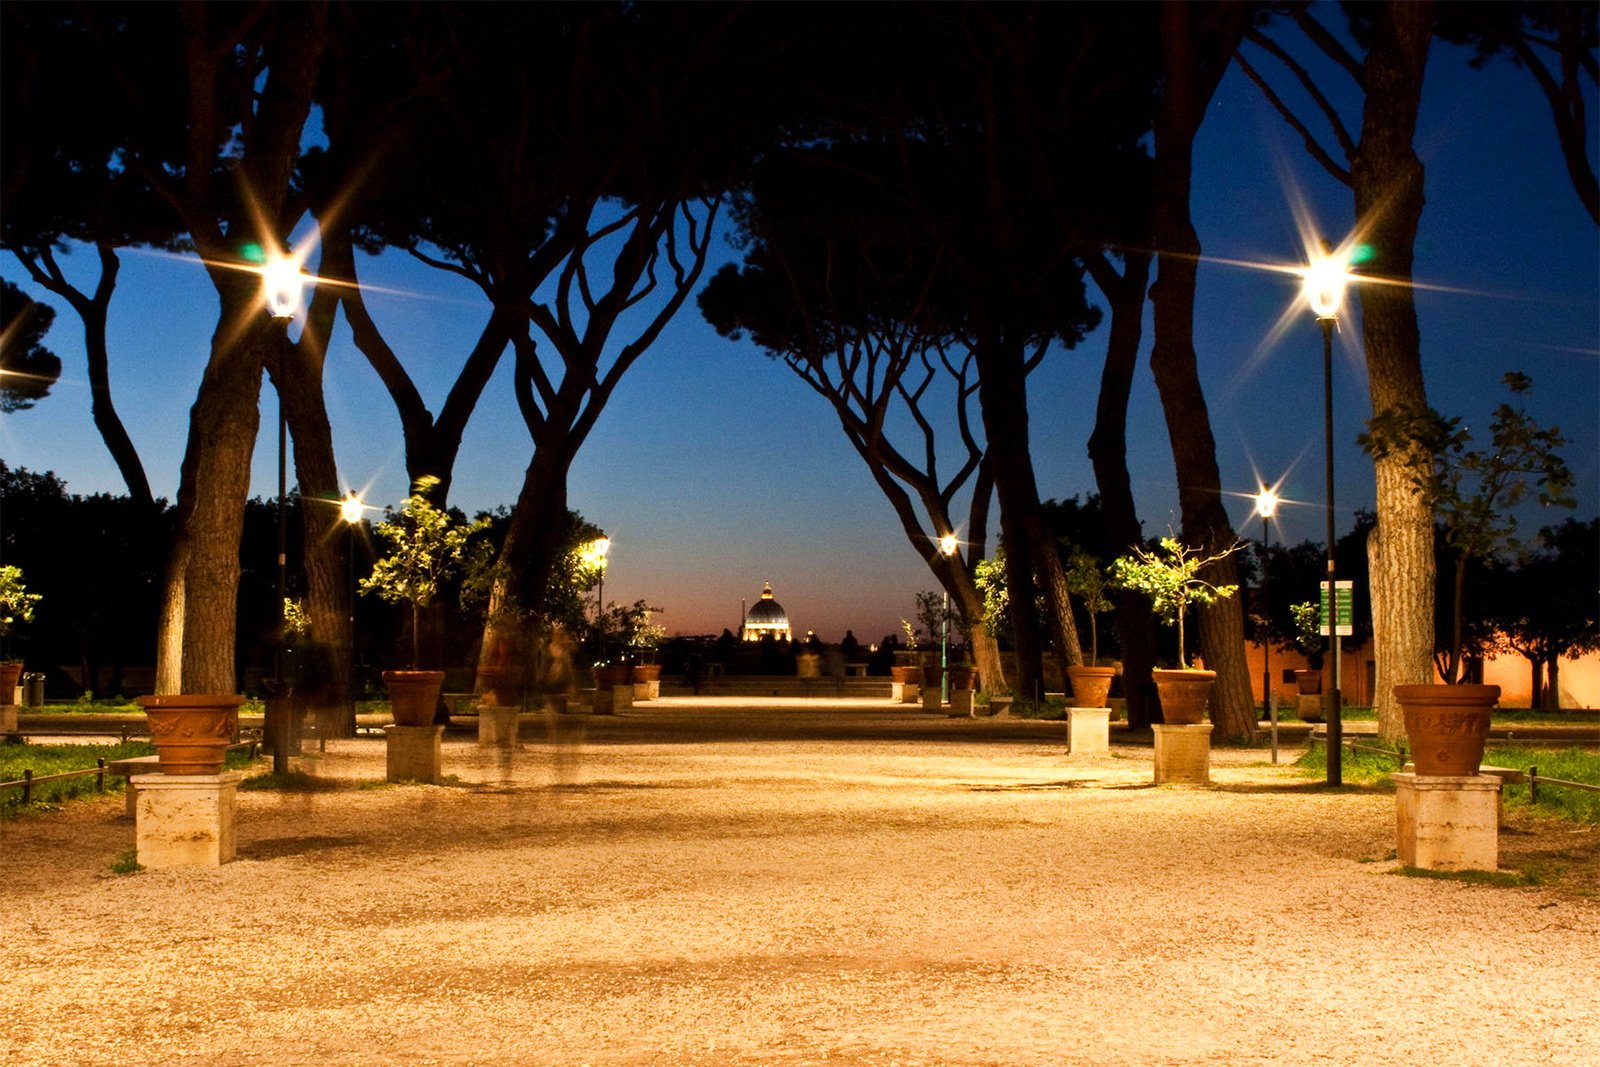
left=0, top=281, right=60, bottom=412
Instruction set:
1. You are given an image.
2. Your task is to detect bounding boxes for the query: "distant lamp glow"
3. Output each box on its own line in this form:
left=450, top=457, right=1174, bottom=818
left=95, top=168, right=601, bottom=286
left=581, top=537, right=611, bottom=570
left=1253, top=487, right=1279, bottom=519
left=938, top=533, right=959, bottom=557
left=1301, top=247, right=1349, bottom=320
left=262, top=252, right=305, bottom=319
left=339, top=493, right=365, bottom=526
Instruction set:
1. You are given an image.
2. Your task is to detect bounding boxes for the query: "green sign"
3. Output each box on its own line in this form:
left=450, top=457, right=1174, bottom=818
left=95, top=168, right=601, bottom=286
left=1318, top=581, right=1354, bottom=637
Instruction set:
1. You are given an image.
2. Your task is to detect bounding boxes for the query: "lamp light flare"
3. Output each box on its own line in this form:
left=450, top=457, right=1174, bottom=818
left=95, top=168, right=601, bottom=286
left=339, top=493, right=365, bottom=526
left=1254, top=487, right=1280, bottom=519
left=1301, top=247, right=1349, bottom=320
left=938, top=533, right=959, bottom=557
left=262, top=252, right=305, bottom=319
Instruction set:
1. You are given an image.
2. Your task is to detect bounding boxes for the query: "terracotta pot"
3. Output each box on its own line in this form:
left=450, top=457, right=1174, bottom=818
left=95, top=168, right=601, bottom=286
left=890, top=665, right=920, bottom=686
left=138, top=694, right=243, bottom=775
left=382, top=670, right=446, bottom=726
left=0, top=661, right=22, bottom=704
left=947, top=666, right=976, bottom=691
left=1295, top=670, right=1323, bottom=695
left=631, top=663, right=662, bottom=683
left=1066, top=665, right=1116, bottom=709
left=1396, top=683, right=1499, bottom=777
left=1153, top=669, right=1216, bottom=725
left=921, top=665, right=943, bottom=688
left=593, top=664, right=632, bottom=691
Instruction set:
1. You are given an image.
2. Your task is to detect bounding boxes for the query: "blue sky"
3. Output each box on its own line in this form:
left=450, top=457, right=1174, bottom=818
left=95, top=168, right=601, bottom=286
left=4, top=35, right=1595, bottom=642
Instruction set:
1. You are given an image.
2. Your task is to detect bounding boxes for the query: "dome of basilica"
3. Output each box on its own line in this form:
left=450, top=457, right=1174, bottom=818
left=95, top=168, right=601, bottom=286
left=742, top=582, right=792, bottom=641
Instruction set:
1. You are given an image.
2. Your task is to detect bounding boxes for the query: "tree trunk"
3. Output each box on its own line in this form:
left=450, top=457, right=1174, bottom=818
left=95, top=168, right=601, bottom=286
left=1527, top=655, right=1543, bottom=709
left=1148, top=0, right=1255, bottom=741
left=1544, top=653, right=1561, bottom=710
left=156, top=288, right=274, bottom=694
left=1085, top=251, right=1160, bottom=728
left=974, top=323, right=1046, bottom=702
left=1352, top=0, right=1436, bottom=741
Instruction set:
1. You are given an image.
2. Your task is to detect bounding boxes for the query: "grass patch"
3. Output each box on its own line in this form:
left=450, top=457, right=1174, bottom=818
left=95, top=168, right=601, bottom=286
left=1389, top=866, right=1541, bottom=888
left=0, top=740, right=156, bottom=811
left=1295, top=739, right=1406, bottom=785
left=1487, top=746, right=1600, bottom=825
left=1012, top=697, right=1069, bottom=720
left=108, top=849, right=143, bottom=875
left=240, top=769, right=342, bottom=793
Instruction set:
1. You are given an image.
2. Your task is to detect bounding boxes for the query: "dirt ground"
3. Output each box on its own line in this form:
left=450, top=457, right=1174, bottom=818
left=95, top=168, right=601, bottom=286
left=3, top=697, right=1597, bottom=1067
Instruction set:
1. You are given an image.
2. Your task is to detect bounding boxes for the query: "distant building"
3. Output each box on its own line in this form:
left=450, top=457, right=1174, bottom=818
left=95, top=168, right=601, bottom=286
left=742, top=582, right=793, bottom=642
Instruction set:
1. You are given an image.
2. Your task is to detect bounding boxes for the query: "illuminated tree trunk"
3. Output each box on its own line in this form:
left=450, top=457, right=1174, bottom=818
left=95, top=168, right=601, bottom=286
left=1352, top=0, right=1435, bottom=742
left=1147, top=0, right=1256, bottom=741
left=1085, top=251, right=1161, bottom=728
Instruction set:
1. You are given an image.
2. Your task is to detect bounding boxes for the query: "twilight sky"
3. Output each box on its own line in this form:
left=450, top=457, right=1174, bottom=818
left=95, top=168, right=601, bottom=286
left=4, top=34, right=1596, bottom=643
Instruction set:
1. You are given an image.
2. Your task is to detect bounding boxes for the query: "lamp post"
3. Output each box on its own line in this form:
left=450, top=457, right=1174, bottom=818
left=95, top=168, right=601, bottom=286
left=1303, top=244, right=1347, bottom=787
left=340, top=493, right=364, bottom=727
left=264, top=251, right=303, bottom=772
left=582, top=536, right=610, bottom=657
left=938, top=533, right=959, bottom=703
left=1254, top=487, right=1280, bottom=765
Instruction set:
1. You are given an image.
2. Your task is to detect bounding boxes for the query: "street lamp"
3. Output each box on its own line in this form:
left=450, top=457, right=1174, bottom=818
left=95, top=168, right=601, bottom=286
left=340, top=493, right=365, bottom=726
left=263, top=250, right=304, bottom=771
left=938, top=533, right=959, bottom=703
left=1254, top=486, right=1280, bottom=764
left=1302, top=243, right=1348, bottom=787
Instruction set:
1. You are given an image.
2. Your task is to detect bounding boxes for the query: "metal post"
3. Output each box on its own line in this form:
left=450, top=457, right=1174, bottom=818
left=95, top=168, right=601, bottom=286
left=1322, top=316, right=1342, bottom=787
left=1263, top=511, right=1278, bottom=765
left=940, top=589, right=950, bottom=704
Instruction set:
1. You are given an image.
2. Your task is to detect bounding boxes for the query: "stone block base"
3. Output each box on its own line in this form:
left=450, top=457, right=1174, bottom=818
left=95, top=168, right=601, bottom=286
left=921, top=687, right=943, bottom=713
left=948, top=691, right=975, bottom=717
left=1067, top=707, right=1112, bottom=754
left=0, top=704, right=16, bottom=733
left=1152, top=723, right=1212, bottom=785
left=634, top=680, right=660, bottom=702
left=131, top=772, right=243, bottom=868
left=592, top=685, right=633, bottom=714
left=892, top=682, right=920, bottom=704
left=385, top=724, right=443, bottom=784
left=477, top=706, right=520, bottom=748
left=1393, top=772, right=1501, bottom=871
left=542, top=693, right=569, bottom=716
left=1296, top=694, right=1324, bottom=722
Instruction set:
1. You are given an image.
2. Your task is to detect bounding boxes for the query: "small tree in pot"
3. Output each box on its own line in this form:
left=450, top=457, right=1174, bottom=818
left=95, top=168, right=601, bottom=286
left=361, top=478, right=486, bottom=725
left=1360, top=371, right=1574, bottom=774
left=0, top=564, right=40, bottom=699
left=1112, top=537, right=1240, bottom=724
left=1064, top=548, right=1117, bottom=707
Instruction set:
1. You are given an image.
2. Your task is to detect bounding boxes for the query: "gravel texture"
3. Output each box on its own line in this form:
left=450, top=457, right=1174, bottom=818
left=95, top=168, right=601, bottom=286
left=3, top=697, right=1597, bottom=1067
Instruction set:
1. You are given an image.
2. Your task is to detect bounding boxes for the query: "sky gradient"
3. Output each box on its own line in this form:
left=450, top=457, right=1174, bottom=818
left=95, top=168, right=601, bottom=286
left=4, top=36, right=1596, bottom=644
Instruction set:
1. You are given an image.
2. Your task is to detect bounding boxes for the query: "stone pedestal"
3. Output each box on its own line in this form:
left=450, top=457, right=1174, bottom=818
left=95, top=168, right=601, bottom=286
left=920, top=687, right=943, bottom=713
left=892, top=682, right=920, bottom=704
left=385, top=724, right=443, bottom=784
left=1296, top=694, right=1324, bottom=722
left=477, top=706, right=520, bottom=748
left=541, top=693, right=569, bottom=716
left=633, top=680, right=660, bottom=702
left=592, top=685, right=633, bottom=714
left=948, top=691, right=975, bottom=717
left=1152, top=723, right=1212, bottom=785
left=131, top=772, right=243, bottom=868
left=0, top=704, right=16, bottom=733
left=1393, top=772, right=1501, bottom=871
left=1067, top=707, right=1112, bottom=754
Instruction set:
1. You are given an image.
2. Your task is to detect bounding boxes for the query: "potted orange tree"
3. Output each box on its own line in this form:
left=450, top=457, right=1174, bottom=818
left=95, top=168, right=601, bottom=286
left=1112, top=536, right=1240, bottom=724
left=1064, top=547, right=1116, bottom=708
left=1361, top=372, right=1573, bottom=775
left=0, top=564, right=40, bottom=704
left=360, top=478, right=485, bottom=726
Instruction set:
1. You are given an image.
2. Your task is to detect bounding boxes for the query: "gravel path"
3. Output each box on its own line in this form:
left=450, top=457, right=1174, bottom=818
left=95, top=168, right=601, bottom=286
left=4, top=698, right=1596, bottom=1067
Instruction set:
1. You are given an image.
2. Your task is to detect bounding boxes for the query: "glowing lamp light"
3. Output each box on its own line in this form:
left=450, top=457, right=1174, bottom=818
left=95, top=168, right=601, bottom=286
left=262, top=253, right=305, bottom=319
left=339, top=493, right=365, bottom=526
left=938, top=533, right=959, bottom=557
left=581, top=537, right=611, bottom=570
left=1254, top=488, right=1279, bottom=519
left=1301, top=249, right=1349, bottom=320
